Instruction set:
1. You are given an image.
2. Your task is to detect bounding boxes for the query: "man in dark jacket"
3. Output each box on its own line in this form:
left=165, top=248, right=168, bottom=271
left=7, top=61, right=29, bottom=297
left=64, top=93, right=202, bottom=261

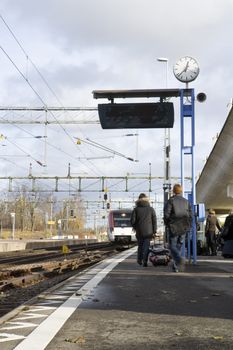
left=205, top=209, right=221, bottom=256
left=131, top=193, right=157, bottom=267
left=164, top=184, right=192, bottom=272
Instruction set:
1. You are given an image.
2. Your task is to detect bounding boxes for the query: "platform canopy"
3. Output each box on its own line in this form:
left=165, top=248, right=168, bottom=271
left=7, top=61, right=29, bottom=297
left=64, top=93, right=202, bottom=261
left=196, top=106, right=233, bottom=212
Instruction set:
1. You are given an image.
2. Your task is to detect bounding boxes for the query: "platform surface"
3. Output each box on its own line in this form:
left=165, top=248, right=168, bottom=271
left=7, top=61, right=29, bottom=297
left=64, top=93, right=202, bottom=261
left=0, top=247, right=233, bottom=350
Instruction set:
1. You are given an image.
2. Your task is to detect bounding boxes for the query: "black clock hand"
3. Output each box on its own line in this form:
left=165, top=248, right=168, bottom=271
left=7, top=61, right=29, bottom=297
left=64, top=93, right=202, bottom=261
left=184, top=62, right=189, bottom=71
left=176, top=62, right=189, bottom=76
left=177, top=67, right=187, bottom=76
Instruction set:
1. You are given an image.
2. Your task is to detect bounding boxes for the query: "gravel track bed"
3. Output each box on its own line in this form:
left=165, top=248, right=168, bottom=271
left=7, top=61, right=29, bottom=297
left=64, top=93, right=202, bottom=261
left=0, top=266, right=87, bottom=318
left=0, top=244, right=134, bottom=318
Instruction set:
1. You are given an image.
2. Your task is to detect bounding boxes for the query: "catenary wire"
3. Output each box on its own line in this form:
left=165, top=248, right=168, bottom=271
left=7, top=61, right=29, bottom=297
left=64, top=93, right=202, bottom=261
left=0, top=14, right=104, bottom=175
left=0, top=44, right=102, bottom=175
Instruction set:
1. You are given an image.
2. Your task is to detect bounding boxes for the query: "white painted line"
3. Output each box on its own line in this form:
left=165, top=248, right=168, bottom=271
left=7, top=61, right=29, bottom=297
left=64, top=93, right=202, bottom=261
left=13, top=247, right=136, bottom=350
left=15, top=312, right=47, bottom=320
left=0, top=333, right=25, bottom=342
left=36, top=300, right=63, bottom=306
left=197, top=259, right=233, bottom=264
left=28, top=306, right=56, bottom=312
left=38, top=295, right=67, bottom=300
left=1, top=321, right=37, bottom=330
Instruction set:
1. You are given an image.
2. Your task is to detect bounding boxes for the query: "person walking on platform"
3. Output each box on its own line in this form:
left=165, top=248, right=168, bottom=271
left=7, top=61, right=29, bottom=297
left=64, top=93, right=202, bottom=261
left=221, top=209, right=233, bottom=241
left=164, top=184, right=192, bottom=272
left=131, top=193, right=157, bottom=267
left=221, top=209, right=233, bottom=257
left=205, top=209, right=221, bottom=256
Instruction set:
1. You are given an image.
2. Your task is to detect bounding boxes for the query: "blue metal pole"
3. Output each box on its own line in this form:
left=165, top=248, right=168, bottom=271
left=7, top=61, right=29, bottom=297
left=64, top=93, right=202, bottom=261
left=191, top=89, right=197, bottom=264
left=180, top=90, right=186, bottom=258
left=180, top=90, right=184, bottom=189
left=180, top=88, right=197, bottom=264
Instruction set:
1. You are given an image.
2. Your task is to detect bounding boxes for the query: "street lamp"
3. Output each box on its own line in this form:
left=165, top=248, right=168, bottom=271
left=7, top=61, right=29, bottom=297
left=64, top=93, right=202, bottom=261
left=149, top=162, right=152, bottom=196
left=10, top=212, right=15, bottom=239
left=157, top=57, right=171, bottom=207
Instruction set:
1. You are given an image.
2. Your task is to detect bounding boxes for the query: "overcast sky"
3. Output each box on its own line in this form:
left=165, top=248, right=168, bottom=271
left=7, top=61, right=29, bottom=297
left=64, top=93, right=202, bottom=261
left=0, top=0, right=232, bottom=206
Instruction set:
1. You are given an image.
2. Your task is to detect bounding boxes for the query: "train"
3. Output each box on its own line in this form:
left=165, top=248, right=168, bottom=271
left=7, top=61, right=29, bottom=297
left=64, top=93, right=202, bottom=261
left=107, top=209, right=137, bottom=244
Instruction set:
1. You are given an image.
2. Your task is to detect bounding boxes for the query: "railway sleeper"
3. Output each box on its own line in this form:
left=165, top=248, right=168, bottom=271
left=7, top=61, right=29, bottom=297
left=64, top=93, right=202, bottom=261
left=0, top=250, right=114, bottom=293
left=0, top=272, right=44, bottom=292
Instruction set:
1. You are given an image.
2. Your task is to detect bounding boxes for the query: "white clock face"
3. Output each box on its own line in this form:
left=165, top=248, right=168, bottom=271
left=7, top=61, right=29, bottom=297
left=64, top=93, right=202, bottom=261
left=173, top=56, right=199, bottom=83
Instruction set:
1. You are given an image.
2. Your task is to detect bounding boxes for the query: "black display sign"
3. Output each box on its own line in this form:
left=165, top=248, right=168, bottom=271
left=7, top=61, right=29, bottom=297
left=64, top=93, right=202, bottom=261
left=98, top=102, right=174, bottom=129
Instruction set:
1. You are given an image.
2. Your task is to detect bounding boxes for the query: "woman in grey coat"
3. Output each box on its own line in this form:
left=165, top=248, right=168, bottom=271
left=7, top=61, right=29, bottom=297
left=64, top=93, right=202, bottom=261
left=205, top=209, right=221, bottom=255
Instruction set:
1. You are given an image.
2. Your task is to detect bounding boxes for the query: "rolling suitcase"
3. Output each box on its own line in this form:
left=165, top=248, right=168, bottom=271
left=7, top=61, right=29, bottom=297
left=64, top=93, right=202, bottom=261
left=149, top=244, right=171, bottom=266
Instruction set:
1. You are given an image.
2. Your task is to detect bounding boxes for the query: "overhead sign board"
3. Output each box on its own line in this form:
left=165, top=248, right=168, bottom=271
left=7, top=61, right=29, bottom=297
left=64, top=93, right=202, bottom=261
left=98, top=102, right=174, bottom=129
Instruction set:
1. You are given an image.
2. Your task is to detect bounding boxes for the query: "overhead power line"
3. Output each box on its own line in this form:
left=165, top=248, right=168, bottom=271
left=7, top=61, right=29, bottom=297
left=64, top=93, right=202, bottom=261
left=6, top=138, right=46, bottom=167
left=0, top=107, right=97, bottom=111
left=76, top=138, right=138, bottom=162
left=0, top=14, right=103, bottom=176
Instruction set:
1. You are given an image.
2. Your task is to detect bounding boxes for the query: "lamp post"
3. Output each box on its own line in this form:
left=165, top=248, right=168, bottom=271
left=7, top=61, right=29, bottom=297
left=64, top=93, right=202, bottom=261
left=10, top=212, right=15, bottom=239
left=157, top=57, right=168, bottom=87
left=157, top=57, right=171, bottom=206
left=149, top=162, right=152, bottom=196
left=49, top=195, right=53, bottom=236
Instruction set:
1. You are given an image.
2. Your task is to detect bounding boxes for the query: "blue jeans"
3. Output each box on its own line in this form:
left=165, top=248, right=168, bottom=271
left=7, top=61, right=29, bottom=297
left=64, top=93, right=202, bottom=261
left=169, top=235, right=185, bottom=267
left=137, top=237, right=150, bottom=264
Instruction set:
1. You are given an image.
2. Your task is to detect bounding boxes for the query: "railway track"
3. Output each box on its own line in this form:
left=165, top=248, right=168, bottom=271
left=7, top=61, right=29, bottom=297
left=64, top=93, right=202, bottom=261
left=0, top=241, right=112, bottom=265
left=0, top=242, right=134, bottom=319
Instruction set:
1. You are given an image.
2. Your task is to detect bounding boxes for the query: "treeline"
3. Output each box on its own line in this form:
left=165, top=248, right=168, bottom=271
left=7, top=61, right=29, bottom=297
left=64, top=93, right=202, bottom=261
left=0, top=185, right=86, bottom=234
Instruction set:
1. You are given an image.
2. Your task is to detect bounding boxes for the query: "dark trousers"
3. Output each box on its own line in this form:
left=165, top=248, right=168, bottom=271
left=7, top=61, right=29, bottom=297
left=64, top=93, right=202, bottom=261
left=137, top=237, right=150, bottom=264
left=206, top=231, right=216, bottom=255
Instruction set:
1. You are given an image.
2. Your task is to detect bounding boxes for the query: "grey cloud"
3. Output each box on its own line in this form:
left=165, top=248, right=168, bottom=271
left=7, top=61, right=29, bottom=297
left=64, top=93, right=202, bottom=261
left=0, top=0, right=233, bottom=191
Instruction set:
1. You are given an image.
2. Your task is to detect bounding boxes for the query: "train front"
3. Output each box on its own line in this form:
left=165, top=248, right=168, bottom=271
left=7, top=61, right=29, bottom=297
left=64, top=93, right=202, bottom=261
left=107, top=209, right=136, bottom=244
